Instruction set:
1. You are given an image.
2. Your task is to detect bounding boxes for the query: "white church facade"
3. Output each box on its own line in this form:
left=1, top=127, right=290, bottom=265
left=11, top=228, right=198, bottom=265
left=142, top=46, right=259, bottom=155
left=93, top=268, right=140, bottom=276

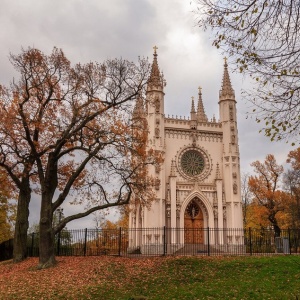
left=129, top=48, right=244, bottom=254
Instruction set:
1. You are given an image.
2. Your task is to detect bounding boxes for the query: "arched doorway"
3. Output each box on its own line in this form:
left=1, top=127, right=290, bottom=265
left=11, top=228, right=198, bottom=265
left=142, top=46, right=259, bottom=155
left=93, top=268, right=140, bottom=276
left=184, top=198, right=204, bottom=244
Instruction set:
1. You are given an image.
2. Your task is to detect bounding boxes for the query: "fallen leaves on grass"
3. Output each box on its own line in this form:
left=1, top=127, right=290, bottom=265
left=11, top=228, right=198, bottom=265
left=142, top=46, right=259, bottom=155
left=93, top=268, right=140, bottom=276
left=0, top=256, right=172, bottom=299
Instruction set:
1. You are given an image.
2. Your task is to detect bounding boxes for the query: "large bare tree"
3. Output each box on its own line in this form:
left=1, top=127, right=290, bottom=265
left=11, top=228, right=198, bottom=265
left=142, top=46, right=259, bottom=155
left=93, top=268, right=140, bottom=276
left=195, top=0, right=300, bottom=143
left=0, top=47, right=157, bottom=268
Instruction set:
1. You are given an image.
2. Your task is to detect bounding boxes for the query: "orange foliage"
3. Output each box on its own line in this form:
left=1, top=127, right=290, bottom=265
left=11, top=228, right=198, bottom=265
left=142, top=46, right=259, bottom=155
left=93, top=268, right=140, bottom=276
left=248, top=154, right=291, bottom=234
left=0, top=47, right=152, bottom=266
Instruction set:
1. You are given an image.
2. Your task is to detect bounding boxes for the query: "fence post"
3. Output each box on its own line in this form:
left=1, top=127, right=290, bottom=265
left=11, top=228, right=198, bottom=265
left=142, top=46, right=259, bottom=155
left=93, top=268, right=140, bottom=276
left=83, top=228, right=88, bottom=256
left=207, top=227, right=210, bottom=256
left=288, top=228, right=291, bottom=255
left=249, top=227, right=252, bottom=256
left=163, top=226, right=166, bottom=256
left=118, top=227, right=122, bottom=256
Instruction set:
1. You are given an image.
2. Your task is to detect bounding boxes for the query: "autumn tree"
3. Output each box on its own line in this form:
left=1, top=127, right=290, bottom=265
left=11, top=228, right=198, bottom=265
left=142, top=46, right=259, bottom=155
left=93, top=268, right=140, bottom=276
left=0, top=47, right=156, bottom=268
left=284, top=147, right=300, bottom=227
left=241, top=173, right=252, bottom=227
left=0, top=168, right=15, bottom=243
left=101, top=205, right=129, bottom=230
left=195, top=0, right=300, bottom=143
left=244, top=202, right=269, bottom=229
left=248, top=154, right=289, bottom=236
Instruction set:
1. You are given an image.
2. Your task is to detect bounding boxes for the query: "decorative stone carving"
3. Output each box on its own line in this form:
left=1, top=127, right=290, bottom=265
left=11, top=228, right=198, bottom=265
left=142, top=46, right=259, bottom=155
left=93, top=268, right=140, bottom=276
left=231, top=134, right=235, bottom=144
left=176, top=203, right=181, bottom=218
left=233, top=182, right=237, bottom=194
left=155, top=164, right=160, bottom=173
left=229, top=104, right=234, bottom=121
left=232, top=172, right=237, bottom=179
left=213, top=206, right=218, bottom=219
left=166, top=204, right=171, bottom=218
left=191, top=132, right=197, bottom=146
left=223, top=206, right=227, bottom=219
left=155, top=98, right=160, bottom=113
left=155, top=177, right=160, bottom=190
left=155, top=127, right=160, bottom=138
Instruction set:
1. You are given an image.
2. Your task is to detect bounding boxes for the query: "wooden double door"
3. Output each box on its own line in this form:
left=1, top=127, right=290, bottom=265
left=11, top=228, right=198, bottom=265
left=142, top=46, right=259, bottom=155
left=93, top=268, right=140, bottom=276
left=184, top=199, right=204, bottom=244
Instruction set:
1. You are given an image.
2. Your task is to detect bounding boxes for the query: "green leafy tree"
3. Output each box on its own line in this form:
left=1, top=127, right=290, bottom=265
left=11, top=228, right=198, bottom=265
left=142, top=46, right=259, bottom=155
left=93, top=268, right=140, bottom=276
left=195, top=0, right=300, bottom=143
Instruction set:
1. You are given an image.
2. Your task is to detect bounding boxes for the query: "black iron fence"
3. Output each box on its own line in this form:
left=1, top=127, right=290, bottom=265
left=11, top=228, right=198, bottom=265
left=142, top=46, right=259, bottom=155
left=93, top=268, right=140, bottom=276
left=1, top=227, right=300, bottom=261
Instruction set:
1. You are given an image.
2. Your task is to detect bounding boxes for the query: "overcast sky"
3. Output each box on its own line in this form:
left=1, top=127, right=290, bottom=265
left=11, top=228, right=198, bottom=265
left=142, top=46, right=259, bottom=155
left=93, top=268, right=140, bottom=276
left=0, top=0, right=296, bottom=228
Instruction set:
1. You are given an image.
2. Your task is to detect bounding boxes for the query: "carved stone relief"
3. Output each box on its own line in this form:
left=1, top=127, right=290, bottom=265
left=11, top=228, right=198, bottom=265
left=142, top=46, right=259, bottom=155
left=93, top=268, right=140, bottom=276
left=233, top=182, right=237, bottom=194
left=155, top=178, right=160, bottom=190
left=155, top=98, right=160, bottom=113
left=155, top=127, right=160, bottom=138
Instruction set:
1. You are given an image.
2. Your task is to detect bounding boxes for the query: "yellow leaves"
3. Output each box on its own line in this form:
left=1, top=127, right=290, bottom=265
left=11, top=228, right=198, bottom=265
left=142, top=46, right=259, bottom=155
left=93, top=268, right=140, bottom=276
left=287, top=147, right=300, bottom=170
left=250, top=28, right=257, bottom=36
left=0, top=169, right=15, bottom=242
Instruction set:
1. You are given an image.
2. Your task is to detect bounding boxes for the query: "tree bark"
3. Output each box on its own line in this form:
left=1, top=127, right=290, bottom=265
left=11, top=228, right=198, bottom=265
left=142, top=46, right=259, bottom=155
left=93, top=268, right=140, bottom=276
left=38, top=193, right=56, bottom=269
left=13, top=181, right=31, bottom=262
left=38, top=153, right=58, bottom=269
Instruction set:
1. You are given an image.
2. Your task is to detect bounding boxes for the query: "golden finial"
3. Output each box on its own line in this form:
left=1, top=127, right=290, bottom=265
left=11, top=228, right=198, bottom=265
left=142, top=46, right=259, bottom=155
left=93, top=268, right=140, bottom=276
left=191, top=96, right=194, bottom=101
left=198, top=86, right=202, bottom=94
left=224, top=57, right=228, bottom=65
left=153, top=45, right=158, bottom=55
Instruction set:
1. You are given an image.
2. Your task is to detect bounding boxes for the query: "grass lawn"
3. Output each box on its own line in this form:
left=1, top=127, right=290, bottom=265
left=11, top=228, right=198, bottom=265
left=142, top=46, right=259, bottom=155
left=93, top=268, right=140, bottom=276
left=0, top=255, right=299, bottom=299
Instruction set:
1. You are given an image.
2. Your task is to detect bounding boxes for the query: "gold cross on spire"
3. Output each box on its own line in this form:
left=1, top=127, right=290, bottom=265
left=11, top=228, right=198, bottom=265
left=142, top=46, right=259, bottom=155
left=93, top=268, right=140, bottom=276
left=198, top=86, right=202, bottom=94
left=153, top=45, right=158, bottom=55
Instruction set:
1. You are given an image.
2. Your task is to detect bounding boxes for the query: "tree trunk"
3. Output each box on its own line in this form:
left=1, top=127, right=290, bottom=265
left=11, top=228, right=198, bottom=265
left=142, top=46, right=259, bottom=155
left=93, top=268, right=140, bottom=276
left=38, top=153, right=58, bottom=269
left=273, top=224, right=281, bottom=237
left=269, top=213, right=281, bottom=237
left=13, top=182, right=31, bottom=263
left=38, top=194, right=56, bottom=269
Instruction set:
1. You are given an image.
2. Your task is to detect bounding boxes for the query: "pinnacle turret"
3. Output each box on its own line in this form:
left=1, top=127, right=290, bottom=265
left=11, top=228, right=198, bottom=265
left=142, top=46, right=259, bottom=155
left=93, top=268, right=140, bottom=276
left=197, top=86, right=208, bottom=123
left=190, top=96, right=196, bottom=121
left=147, top=46, right=164, bottom=90
left=220, top=58, right=235, bottom=100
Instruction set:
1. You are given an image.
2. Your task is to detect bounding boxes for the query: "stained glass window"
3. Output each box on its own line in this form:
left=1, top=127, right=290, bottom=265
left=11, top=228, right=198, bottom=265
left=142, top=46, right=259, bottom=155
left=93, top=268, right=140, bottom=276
left=181, top=150, right=205, bottom=176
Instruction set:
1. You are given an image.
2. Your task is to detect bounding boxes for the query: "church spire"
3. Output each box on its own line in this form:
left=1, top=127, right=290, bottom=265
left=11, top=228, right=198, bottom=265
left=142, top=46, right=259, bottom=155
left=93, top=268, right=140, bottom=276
left=190, top=96, right=196, bottom=121
left=147, top=46, right=164, bottom=90
left=197, top=86, right=208, bottom=123
left=220, top=58, right=235, bottom=100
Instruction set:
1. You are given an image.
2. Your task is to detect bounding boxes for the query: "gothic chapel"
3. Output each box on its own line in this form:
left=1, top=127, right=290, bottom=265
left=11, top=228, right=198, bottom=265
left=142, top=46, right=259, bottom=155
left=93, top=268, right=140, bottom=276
left=129, top=48, right=243, bottom=253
